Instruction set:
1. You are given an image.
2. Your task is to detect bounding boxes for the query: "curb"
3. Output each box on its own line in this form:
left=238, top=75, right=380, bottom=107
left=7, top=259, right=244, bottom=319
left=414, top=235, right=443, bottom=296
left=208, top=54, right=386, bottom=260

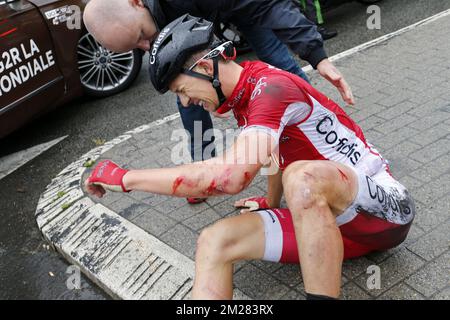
left=35, top=116, right=249, bottom=299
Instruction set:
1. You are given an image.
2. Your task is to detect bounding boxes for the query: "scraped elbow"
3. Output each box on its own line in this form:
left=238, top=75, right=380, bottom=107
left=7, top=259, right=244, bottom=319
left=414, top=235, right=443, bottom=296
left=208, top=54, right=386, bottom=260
left=217, top=168, right=254, bottom=195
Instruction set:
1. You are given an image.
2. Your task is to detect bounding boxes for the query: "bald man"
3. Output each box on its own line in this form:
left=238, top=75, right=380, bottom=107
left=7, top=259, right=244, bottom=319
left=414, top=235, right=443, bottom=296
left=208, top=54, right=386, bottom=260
left=83, top=0, right=354, bottom=204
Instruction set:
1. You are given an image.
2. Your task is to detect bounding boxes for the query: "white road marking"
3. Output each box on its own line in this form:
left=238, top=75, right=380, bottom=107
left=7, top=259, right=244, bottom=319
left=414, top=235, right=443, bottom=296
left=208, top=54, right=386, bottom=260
left=0, top=135, right=68, bottom=181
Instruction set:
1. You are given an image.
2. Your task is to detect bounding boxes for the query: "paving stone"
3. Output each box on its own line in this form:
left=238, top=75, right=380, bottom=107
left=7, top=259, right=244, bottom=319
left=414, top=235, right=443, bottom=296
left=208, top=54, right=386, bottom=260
left=387, top=157, right=422, bottom=179
left=129, top=191, right=157, bottom=202
left=371, top=126, right=420, bottom=150
left=272, top=264, right=303, bottom=291
left=95, top=191, right=126, bottom=207
left=168, top=200, right=211, bottom=222
left=407, top=98, right=449, bottom=118
left=272, top=264, right=349, bottom=294
left=354, top=247, right=425, bottom=297
left=409, top=92, right=448, bottom=111
left=358, top=115, right=387, bottom=131
left=377, top=101, right=416, bottom=120
left=211, top=198, right=240, bottom=217
left=106, top=143, right=138, bottom=159
left=406, top=219, right=450, bottom=261
left=111, top=196, right=150, bottom=220
left=251, top=260, right=283, bottom=274
left=378, top=283, right=425, bottom=300
left=389, top=77, right=421, bottom=92
left=432, top=153, right=450, bottom=175
left=365, top=246, right=404, bottom=265
left=413, top=173, right=450, bottom=205
left=398, top=175, right=425, bottom=193
left=279, top=290, right=306, bottom=300
left=341, top=282, right=372, bottom=300
left=234, top=261, right=248, bottom=274
left=205, top=195, right=233, bottom=207
left=182, top=208, right=222, bottom=232
left=153, top=197, right=192, bottom=216
left=160, top=224, right=199, bottom=260
left=137, top=143, right=174, bottom=160
left=374, top=114, right=418, bottom=135
left=129, top=192, right=170, bottom=208
left=433, top=286, right=450, bottom=300
left=342, top=257, right=375, bottom=280
left=349, top=104, right=386, bottom=122
left=409, top=138, right=450, bottom=163
left=401, top=223, right=426, bottom=248
left=384, top=140, right=422, bottom=160
left=413, top=196, right=450, bottom=232
left=363, top=129, right=386, bottom=145
left=128, top=157, right=162, bottom=170
left=131, top=208, right=178, bottom=237
left=233, top=264, right=290, bottom=300
left=410, top=166, right=445, bottom=183
left=407, top=112, right=450, bottom=133
left=155, top=148, right=176, bottom=167
left=376, top=90, right=412, bottom=108
left=405, top=250, right=450, bottom=297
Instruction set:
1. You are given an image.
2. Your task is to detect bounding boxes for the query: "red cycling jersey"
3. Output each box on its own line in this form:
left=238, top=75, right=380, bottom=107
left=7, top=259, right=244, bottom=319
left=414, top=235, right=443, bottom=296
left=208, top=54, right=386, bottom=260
left=220, top=61, right=385, bottom=175
left=218, top=62, right=415, bottom=261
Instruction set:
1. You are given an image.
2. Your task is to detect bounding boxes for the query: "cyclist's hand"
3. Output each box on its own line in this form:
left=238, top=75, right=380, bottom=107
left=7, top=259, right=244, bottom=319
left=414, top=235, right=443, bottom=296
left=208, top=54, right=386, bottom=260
left=234, top=196, right=270, bottom=214
left=317, top=59, right=355, bottom=106
left=85, top=160, right=129, bottom=198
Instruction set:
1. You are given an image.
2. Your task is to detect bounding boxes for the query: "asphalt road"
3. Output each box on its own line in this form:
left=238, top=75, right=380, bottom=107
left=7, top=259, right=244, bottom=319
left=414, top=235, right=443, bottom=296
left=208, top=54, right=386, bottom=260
left=1, top=0, right=449, bottom=300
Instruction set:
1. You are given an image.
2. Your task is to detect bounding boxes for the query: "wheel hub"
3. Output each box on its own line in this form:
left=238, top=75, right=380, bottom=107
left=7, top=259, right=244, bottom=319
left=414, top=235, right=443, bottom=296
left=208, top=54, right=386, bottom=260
left=77, top=33, right=135, bottom=92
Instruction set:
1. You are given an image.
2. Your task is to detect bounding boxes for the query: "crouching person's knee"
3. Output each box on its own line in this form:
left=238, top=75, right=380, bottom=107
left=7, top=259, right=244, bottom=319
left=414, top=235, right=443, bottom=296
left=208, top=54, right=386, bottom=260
left=282, top=161, right=329, bottom=217
left=196, top=220, right=236, bottom=265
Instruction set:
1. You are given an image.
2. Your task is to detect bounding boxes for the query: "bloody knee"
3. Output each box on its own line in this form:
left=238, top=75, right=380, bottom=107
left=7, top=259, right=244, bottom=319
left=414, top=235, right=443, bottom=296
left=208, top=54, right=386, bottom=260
left=282, top=161, right=329, bottom=218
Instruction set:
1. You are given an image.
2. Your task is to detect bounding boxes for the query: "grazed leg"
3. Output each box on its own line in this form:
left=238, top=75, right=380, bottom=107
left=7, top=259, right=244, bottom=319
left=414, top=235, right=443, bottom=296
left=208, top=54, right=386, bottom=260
left=192, top=213, right=265, bottom=299
left=282, top=160, right=358, bottom=297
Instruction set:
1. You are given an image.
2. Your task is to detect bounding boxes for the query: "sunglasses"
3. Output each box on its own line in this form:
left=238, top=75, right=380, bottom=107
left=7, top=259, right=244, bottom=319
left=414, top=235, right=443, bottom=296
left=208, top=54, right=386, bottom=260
left=188, top=41, right=237, bottom=70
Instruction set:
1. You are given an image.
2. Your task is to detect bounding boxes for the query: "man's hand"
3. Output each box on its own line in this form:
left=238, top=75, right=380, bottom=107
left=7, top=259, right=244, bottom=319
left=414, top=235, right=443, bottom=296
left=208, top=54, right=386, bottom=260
left=317, top=59, right=355, bottom=106
left=84, top=160, right=129, bottom=198
left=234, top=196, right=270, bottom=214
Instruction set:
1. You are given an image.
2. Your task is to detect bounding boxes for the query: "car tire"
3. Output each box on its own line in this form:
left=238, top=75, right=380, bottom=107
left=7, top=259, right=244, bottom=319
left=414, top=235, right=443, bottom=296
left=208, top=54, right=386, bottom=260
left=77, top=32, right=143, bottom=98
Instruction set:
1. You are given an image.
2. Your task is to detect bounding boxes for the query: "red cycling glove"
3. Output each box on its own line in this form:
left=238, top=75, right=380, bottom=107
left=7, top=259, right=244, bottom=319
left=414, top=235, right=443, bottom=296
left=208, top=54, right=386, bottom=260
left=240, top=197, right=270, bottom=211
left=87, top=160, right=130, bottom=193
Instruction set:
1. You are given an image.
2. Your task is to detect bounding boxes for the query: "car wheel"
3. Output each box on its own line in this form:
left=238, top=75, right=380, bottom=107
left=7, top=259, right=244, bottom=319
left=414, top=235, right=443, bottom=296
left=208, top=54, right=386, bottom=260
left=77, top=33, right=143, bottom=98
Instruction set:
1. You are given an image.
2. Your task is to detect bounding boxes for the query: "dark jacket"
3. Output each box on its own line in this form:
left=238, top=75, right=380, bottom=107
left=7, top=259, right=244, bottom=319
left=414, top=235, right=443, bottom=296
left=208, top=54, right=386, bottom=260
left=144, top=0, right=327, bottom=68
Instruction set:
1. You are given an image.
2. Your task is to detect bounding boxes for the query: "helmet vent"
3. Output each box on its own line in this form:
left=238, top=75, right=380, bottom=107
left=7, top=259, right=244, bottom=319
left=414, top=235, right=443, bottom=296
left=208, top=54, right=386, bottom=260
left=160, top=34, right=173, bottom=48
left=191, top=23, right=210, bottom=31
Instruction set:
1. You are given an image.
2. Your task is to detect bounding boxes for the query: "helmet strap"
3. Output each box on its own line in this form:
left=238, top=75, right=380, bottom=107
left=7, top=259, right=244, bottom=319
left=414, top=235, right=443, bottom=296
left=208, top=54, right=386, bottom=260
left=181, top=56, right=227, bottom=106
left=212, top=57, right=227, bottom=105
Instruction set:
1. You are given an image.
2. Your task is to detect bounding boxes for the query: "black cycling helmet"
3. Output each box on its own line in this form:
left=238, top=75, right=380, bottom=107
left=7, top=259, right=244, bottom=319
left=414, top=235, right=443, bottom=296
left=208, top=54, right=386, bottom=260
left=149, top=14, right=236, bottom=105
left=142, top=0, right=166, bottom=30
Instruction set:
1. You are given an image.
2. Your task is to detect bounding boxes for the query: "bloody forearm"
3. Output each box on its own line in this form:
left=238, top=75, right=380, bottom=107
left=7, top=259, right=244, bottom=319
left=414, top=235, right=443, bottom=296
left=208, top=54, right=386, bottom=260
left=122, top=163, right=254, bottom=198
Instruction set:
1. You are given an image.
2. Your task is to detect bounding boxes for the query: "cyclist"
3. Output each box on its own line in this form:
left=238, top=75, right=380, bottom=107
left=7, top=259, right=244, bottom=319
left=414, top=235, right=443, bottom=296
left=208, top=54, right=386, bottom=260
left=85, top=16, right=415, bottom=299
